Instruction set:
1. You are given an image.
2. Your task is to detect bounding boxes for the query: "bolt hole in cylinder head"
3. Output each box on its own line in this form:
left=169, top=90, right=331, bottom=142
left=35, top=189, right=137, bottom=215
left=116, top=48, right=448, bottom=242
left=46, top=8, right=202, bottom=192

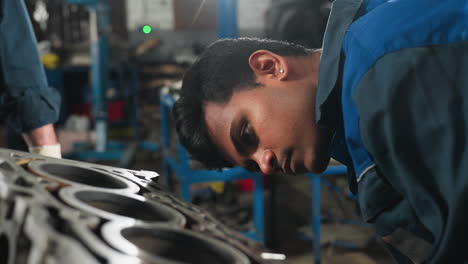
left=27, top=161, right=139, bottom=193
left=59, top=188, right=186, bottom=227
left=102, top=223, right=250, bottom=264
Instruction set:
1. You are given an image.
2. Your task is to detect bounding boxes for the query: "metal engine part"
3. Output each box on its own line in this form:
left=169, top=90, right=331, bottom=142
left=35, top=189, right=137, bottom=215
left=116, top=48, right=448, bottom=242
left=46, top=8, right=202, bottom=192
left=0, top=148, right=285, bottom=264
left=102, top=222, right=250, bottom=264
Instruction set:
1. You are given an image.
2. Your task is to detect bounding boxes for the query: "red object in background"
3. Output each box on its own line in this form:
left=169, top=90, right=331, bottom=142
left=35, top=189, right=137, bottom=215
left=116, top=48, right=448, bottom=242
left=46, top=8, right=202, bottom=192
left=107, top=101, right=126, bottom=121
left=236, top=173, right=269, bottom=192
left=70, top=100, right=127, bottom=121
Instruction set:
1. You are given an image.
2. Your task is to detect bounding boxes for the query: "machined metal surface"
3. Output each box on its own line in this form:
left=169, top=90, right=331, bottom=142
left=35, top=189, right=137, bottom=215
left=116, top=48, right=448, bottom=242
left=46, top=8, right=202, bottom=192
left=103, top=222, right=250, bottom=264
left=0, top=148, right=283, bottom=264
left=28, top=159, right=140, bottom=193
left=59, top=187, right=186, bottom=227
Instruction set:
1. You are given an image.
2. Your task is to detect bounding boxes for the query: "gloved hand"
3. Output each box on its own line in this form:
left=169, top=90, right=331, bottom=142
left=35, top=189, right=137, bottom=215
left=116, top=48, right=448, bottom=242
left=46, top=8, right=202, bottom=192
left=28, top=144, right=62, bottom=158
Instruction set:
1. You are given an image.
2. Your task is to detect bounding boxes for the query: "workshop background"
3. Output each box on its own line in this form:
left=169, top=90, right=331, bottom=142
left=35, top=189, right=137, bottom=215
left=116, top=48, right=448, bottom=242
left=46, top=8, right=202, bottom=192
left=0, top=0, right=394, bottom=263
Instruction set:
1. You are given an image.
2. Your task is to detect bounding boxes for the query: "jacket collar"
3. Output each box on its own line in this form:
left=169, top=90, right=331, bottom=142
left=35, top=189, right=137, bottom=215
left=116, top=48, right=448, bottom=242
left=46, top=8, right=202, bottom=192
left=315, top=0, right=364, bottom=129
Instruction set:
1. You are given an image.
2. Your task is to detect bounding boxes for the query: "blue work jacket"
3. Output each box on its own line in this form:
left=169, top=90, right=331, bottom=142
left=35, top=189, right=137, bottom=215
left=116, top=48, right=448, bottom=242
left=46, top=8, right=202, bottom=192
left=0, top=0, right=60, bottom=133
left=316, top=0, right=468, bottom=262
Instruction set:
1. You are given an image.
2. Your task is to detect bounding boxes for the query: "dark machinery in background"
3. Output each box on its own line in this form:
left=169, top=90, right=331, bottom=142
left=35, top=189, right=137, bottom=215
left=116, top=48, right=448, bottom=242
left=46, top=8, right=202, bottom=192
left=0, top=148, right=286, bottom=263
left=23, top=0, right=161, bottom=166
left=265, top=0, right=331, bottom=48
left=25, top=0, right=128, bottom=63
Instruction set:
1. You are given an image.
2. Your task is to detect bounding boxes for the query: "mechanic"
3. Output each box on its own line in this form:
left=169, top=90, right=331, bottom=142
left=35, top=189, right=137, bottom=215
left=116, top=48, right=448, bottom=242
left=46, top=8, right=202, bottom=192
left=173, top=0, right=468, bottom=262
left=0, top=0, right=61, bottom=158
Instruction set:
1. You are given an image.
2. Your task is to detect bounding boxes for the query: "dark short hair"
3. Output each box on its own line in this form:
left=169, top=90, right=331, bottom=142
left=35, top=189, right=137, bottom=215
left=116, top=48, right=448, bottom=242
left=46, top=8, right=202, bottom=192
left=173, top=38, right=310, bottom=169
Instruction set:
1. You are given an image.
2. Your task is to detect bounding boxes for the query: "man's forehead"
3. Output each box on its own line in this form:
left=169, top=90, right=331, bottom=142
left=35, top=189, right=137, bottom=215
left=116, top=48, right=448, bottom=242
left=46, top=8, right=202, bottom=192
left=204, top=102, right=232, bottom=129
left=204, top=102, right=239, bottom=165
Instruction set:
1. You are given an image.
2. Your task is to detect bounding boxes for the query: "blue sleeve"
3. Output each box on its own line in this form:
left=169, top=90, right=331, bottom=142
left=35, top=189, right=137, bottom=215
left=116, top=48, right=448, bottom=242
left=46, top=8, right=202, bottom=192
left=0, top=0, right=61, bottom=133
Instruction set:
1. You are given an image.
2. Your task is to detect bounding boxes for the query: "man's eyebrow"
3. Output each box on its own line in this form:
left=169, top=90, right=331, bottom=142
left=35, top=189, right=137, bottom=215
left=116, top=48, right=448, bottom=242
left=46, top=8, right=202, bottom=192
left=230, top=119, right=247, bottom=156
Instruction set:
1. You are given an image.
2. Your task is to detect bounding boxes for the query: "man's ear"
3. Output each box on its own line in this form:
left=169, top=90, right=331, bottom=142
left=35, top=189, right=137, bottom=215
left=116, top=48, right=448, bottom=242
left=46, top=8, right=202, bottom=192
left=248, top=50, right=288, bottom=81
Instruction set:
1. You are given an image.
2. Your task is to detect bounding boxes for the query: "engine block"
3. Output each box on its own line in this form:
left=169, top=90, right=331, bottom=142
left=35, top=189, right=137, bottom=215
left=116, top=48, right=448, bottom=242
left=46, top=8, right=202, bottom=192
left=0, top=148, right=285, bottom=264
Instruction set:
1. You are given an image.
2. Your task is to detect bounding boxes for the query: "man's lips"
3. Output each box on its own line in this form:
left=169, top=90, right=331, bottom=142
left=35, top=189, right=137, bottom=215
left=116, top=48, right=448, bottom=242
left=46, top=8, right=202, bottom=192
left=282, top=150, right=294, bottom=174
left=282, top=150, right=309, bottom=174
left=293, top=162, right=308, bottom=174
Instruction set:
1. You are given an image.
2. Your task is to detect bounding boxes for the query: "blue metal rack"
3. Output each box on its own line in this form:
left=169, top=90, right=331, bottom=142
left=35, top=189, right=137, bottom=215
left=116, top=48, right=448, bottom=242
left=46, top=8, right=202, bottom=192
left=307, top=165, right=348, bottom=264
left=62, top=0, right=158, bottom=166
left=160, top=92, right=265, bottom=243
left=305, top=165, right=375, bottom=264
left=218, top=0, right=238, bottom=38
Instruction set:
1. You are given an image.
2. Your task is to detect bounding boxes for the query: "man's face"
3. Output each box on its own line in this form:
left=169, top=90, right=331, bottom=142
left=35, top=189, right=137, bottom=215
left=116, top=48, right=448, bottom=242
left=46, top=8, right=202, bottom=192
left=204, top=81, right=331, bottom=175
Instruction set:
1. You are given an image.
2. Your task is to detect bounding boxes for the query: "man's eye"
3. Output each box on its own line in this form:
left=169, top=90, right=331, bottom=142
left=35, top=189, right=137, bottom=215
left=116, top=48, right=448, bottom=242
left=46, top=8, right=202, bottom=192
left=240, top=123, right=258, bottom=147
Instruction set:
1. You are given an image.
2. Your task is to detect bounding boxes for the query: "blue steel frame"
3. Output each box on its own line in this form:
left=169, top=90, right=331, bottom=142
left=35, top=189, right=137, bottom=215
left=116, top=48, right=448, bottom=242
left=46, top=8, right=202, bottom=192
left=65, top=0, right=159, bottom=166
left=218, top=0, right=238, bottom=38
left=307, top=165, right=349, bottom=264
left=160, top=93, right=265, bottom=243
left=87, top=0, right=110, bottom=152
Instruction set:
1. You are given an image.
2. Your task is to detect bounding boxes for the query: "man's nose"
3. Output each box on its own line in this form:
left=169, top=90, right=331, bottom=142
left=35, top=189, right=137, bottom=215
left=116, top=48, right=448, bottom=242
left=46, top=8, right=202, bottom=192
left=253, top=149, right=279, bottom=175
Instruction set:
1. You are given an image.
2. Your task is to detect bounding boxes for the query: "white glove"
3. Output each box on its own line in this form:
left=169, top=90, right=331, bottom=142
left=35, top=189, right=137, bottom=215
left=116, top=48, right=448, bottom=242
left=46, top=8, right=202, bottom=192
left=28, top=144, right=62, bottom=158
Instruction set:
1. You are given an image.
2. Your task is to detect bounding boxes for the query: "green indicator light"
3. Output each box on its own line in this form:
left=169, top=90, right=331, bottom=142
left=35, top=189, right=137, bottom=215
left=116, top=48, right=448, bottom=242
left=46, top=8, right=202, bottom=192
left=142, top=25, right=152, bottom=34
